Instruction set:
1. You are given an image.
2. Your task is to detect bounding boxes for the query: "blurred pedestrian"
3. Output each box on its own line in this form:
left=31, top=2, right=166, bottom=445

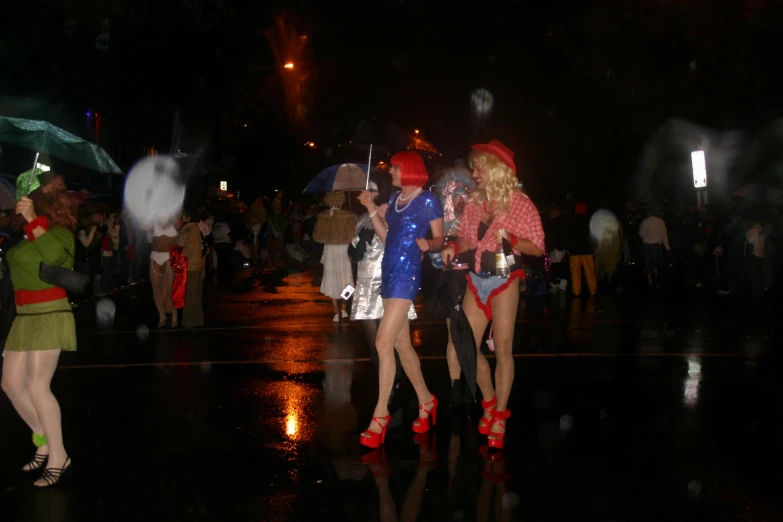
left=313, top=190, right=356, bottom=322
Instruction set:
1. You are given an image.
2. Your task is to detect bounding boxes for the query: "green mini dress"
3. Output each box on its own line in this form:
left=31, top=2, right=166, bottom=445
left=4, top=226, right=77, bottom=352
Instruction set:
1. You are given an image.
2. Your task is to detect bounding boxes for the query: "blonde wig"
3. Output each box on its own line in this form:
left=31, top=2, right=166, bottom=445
left=323, top=190, right=346, bottom=208
left=468, top=150, right=520, bottom=213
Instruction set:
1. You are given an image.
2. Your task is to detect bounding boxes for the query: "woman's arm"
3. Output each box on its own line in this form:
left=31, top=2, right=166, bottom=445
left=416, top=218, right=445, bottom=253
left=511, top=237, right=543, bottom=257
left=79, top=226, right=97, bottom=247
left=357, top=192, right=388, bottom=244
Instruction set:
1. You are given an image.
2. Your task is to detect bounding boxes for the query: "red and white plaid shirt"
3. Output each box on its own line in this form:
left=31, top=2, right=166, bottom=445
left=458, top=191, right=546, bottom=269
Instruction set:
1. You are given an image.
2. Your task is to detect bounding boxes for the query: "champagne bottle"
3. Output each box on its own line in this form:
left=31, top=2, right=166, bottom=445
left=495, top=229, right=510, bottom=278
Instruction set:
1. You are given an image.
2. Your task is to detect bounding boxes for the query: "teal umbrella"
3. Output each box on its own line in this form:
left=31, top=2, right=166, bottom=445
left=0, top=116, right=122, bottom=175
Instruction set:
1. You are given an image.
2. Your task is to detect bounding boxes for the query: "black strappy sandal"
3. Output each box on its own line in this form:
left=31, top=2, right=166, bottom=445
left=23, top=453, right=49, bottom=473
left=35, top=457, right=72, bottom=488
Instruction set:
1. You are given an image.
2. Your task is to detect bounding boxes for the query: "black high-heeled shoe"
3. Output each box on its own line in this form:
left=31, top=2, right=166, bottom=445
left=35, top=457, right=72, bottom=488
left=387, top=378, right=403, bottom=411
left=23, top=453, right=48, bottom=473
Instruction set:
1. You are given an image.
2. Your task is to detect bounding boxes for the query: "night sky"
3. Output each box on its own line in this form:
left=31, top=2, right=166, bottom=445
left=1, top=0, right=782, bottom=206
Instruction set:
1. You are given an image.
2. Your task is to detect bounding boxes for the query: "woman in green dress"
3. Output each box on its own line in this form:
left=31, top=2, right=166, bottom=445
left=1, top=171, right=77, bottom=488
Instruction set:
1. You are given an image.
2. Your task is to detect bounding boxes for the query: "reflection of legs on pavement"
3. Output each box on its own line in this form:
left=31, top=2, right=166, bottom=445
left=478, top=450, right=513, bottom=522
left=400, top=460, right=436, bottom=522
left=445, top=319, right=464, bottom=406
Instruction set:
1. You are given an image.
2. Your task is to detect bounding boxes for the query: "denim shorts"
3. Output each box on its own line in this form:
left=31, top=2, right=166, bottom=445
left=466, top=270, right=524, bottom=320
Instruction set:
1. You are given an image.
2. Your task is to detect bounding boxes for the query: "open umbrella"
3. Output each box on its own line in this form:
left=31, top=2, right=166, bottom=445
left=303, top=163, right=379, bottom=193
left=0, top=116, right=122, bottom=174
left=0, top=176, right=16, bottom=210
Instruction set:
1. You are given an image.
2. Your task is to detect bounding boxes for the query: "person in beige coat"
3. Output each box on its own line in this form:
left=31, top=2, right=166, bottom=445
left=313, top=191, right=357, bottom=322
left=177, top=208, right=205, bottom=328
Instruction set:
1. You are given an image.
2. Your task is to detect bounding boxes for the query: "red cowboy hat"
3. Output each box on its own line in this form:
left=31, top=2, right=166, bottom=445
left=471, top=139, right=517, bottom=175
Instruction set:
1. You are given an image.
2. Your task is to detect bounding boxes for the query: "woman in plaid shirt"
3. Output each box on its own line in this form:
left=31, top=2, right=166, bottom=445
left=441, top=140, right=545, bottom=449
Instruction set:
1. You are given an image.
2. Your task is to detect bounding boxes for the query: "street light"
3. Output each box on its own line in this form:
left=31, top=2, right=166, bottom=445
left=284, top=62, right=294, bottom=69
left=691, top=150, right=708, bottom=207
left=414, top=129, right=420, bottom=134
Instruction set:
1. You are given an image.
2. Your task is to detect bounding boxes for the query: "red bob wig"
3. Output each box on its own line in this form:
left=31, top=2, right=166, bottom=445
left=390, top=151, right=428, bottom=188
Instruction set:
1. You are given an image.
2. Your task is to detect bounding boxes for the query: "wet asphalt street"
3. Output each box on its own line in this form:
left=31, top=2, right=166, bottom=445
left=1, top=265, right=782, bottom=522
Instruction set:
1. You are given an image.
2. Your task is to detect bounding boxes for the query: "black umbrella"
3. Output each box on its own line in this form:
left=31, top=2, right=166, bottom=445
left=427, top=267, right=477, bottom=400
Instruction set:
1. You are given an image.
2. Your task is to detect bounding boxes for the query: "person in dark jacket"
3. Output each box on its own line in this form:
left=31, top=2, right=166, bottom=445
left=566, top=202, right=596, bottom=296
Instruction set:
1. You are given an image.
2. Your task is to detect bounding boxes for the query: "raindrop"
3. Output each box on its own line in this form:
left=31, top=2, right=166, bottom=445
left=502, top=492, right=520, bottom=509
left=136, top=324, right=150, bottom=341
left=687, top=480, right=702, bottom=497
left=533, top=390, right=554, bottom=410
left=95, top=298, right=116, bottom=329
left=471, top=88, right=494, bottom=116
left=559, top=414, right=574, bottom=433
left=123, top=156, right=186, bottom=226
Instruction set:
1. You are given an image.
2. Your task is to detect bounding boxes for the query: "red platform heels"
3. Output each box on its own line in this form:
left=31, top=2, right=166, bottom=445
left=412, top=395, right=438, bottom=434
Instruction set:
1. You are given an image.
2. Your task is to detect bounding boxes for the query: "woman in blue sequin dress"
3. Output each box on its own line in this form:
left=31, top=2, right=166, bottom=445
left=356, top=151, right=445, bottom=448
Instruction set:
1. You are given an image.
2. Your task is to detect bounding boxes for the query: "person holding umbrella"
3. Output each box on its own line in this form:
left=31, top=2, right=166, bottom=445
left=441, top=140, right=545, bottom=449
left=1, top=169, right=76, bottom=487
left=357, top=151, right=444, bottom=448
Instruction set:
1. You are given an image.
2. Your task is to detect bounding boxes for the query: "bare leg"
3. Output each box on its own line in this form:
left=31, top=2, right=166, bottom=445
left=387, top=301, right=435, bottom=419
left=25, top=350, right=68, bottom=486
left=331, top=299, right=339, bottom=315
left=487, top=279, right=520, bottom=438
left=1, top=352, right=48, bottom=466
left=462, top=288, right=493, bottom=417
left=445, top=319, right=462, bottom=380
left=150, top=261, right=167, bottom=324
left=364, top=319, right=402, bottom=381
left=365, top=299, right=409, bottom=432
left=364, top=298, right=433, bottom=434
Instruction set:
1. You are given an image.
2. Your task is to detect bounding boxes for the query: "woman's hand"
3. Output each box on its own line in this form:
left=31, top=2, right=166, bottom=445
left=415, top=238, right=430, bottom=252
left=357, top=191, right=377, bottom=213
left=15, top=197, right=37, bottom=224
left=441, top=245, right=456, bottom=266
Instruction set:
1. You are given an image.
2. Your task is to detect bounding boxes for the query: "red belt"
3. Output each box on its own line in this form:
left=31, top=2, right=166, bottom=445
left=15, top=287, right=68, bottom=306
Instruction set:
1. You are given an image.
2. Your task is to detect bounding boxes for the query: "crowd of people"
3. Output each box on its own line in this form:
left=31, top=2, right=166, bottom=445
left=1, top=139, right=779, bottom=491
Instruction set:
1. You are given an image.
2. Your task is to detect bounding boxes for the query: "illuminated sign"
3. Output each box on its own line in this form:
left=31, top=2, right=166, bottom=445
left=691, top=151, right=707, bottom=188
left=220, top=181, right=227, bottom=191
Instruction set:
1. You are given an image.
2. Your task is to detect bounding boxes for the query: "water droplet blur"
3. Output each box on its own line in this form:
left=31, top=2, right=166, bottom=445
left=123, top=156, right=186, bottom=226
left=136, top=324, right=150, bottom=341
left=559, top=414, right=574, bottom=432
left=589, top=208, right=620, bottom=241
left=453, top=510, right=465, bottom=521
left=687, top=480, right=702, bottom=497
left=502, top=492, right=519, bottom=509
left=95, top=298, right=116, bottom=329
left=534, top=390, right=554, bottom=410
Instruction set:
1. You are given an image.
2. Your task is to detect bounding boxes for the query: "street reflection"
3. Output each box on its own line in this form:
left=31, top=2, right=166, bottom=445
left=683, top=356, right=701, bottom=408
left=354, top=430, right=517, bottom=521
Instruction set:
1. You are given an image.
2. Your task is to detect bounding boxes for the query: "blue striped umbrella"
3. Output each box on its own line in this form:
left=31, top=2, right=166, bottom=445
left=303, top=163, right=380, bottom=193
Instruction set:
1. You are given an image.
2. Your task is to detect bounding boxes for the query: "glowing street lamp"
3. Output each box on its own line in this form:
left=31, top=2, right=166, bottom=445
left=284, top=62, right=294, bottom=70
left=691, top=150, right=707, bottom=188
left=414, top=129, right=420, bottom=134
left=691, top=150, right=708, bottom=207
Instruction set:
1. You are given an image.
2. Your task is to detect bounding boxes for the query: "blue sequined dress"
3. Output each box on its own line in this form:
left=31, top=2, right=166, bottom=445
left=382, top=191, right=443, bottom=301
